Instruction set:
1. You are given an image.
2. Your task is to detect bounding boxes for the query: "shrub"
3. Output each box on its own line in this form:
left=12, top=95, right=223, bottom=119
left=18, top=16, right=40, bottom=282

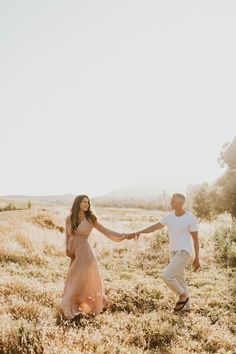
left=214, top=223, right=236, bottom=267
left=31, top=215, right=64, bottom=233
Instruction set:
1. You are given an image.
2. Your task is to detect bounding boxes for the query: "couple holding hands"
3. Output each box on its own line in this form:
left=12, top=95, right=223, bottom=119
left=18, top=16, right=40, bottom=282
left=59, top=193, right=200, bottom=320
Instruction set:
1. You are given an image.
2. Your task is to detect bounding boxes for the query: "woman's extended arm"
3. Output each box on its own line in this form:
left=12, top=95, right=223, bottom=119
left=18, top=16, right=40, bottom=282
left=93, top=220, right=127, bottom=242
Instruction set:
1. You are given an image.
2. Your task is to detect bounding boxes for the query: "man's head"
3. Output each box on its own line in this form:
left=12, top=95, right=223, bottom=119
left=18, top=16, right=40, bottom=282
left=170, top=193, right=185, bottom=210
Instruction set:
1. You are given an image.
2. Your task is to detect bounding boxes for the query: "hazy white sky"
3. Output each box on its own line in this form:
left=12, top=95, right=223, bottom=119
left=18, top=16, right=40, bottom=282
left=1, top=0, right=235, bottom=197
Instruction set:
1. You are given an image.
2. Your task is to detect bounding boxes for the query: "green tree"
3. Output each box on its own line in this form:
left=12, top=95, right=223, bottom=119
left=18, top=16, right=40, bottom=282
left=192, top=184, right=215, bottom=222
left=208, top=186, right=226, bottom=215
left=218, top=136, right=236, bottom=170
left=217, top=136, right=236, bottom=220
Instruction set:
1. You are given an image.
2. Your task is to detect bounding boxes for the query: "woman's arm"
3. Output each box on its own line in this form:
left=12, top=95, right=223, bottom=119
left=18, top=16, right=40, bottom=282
left=65, top=218, right=70, bottom=249
left=65, top=217, right=73, bottom=258
left=93, top=221, right=127, bottom=242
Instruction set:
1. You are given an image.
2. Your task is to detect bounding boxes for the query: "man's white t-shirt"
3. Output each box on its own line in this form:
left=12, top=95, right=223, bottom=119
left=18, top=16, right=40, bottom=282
left=160, top=211, right=198, bottom=257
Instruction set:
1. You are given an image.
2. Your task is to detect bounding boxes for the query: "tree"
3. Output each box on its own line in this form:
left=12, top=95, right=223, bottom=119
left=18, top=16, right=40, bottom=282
left=217, top=170, right=236, bottom=220
left=192, top=184, right=215, bottom=223
left=218, top=136, right=236, bottom=170
left=217, top=136, right=236, bottom=220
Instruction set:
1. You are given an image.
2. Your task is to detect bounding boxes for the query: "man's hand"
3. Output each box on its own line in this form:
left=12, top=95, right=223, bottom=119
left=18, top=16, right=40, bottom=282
left=192, top=257, right=200, bottom=272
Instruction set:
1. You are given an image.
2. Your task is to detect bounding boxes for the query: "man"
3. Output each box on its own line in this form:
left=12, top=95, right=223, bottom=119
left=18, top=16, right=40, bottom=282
left=131, top=193, right=200, bottom=311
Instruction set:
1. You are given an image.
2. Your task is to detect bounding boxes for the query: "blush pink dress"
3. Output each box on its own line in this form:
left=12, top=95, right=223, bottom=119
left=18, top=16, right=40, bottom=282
left=59, top=215, right=126, bottom=319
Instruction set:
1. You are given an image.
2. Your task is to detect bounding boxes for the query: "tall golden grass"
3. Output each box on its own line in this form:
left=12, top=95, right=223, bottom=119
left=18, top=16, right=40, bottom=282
left=0, top=206, right=235, bottom=353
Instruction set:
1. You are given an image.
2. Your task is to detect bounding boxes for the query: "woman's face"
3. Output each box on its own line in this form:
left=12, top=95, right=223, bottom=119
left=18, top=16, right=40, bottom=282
left=79, top=197, right=90, bottom=212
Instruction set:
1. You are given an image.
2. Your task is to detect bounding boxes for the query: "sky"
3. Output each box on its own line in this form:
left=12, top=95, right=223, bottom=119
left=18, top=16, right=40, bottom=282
left=0, top=0, right=235, bottom=197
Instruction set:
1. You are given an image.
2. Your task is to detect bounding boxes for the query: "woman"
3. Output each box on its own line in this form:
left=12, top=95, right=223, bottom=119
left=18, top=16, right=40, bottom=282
left=59, top=195, right=131, bottom=319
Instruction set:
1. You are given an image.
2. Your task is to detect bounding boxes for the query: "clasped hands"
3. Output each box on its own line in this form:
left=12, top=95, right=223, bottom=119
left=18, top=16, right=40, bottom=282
left=124, top=232, right=141, bottom=240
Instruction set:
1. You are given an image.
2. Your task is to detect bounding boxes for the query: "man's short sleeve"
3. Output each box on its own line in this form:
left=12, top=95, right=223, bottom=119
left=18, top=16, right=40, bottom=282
left=190, top=215, right=198, bottom=232
left=159, top=214, right=168, bottom=226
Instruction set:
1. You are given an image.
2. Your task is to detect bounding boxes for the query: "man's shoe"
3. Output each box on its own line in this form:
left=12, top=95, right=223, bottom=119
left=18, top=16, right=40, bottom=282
left=174, top=297, right=189, bottom=311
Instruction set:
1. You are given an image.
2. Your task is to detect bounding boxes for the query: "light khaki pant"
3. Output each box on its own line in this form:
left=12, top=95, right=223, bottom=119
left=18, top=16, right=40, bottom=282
left=163, top=249, right=191, bottom=297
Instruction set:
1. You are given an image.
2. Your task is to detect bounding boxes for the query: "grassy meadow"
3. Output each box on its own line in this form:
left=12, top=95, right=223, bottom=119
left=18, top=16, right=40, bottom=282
left=0, top=203, right=235, bottom=353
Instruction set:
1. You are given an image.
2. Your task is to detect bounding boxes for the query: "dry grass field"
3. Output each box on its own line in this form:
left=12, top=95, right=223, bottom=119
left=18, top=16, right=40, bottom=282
left=0, top=204, right=235, bottom=353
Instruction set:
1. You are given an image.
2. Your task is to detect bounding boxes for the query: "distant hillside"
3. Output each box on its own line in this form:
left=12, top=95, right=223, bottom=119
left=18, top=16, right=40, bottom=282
left=93, top=182, right=173, bottom=210
left=2, top=180, right=190, bottom=210
left=2, top=194, right=76, bottom=206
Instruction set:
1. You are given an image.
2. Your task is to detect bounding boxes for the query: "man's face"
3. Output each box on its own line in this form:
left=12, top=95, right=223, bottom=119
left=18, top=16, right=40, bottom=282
left=170, top=196, right=184, bottom=210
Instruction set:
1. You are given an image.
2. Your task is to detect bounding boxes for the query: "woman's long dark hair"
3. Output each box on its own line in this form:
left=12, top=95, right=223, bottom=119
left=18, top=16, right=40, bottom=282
left=70, top=195, right=97, bottom=233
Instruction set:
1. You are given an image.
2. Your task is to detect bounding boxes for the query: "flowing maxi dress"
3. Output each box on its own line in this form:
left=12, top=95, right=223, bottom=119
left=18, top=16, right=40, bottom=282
left=59, top=215, right=126, bottom=319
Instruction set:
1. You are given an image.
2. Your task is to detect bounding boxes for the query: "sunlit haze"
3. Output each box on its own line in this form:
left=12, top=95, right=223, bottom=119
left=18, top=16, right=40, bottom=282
left=1, top=1, right=235, bottom=197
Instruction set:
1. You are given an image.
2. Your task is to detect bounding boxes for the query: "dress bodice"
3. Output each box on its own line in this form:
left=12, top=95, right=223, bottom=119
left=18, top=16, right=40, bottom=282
left=66, top=217, right=93, bottom=240
left=75, top=218, right=93, bottom=237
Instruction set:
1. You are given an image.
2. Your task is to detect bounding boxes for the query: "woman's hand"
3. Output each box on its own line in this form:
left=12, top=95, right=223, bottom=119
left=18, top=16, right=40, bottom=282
left=66, top=248, right=73, bottom=258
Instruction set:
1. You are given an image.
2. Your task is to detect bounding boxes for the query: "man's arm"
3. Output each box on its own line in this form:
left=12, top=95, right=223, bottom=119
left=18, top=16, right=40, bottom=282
left=191, top=231, right=200, bottom=271
left=138, top=222, right=164, bottom=234
left=126, top=221, right=165, bottom=240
